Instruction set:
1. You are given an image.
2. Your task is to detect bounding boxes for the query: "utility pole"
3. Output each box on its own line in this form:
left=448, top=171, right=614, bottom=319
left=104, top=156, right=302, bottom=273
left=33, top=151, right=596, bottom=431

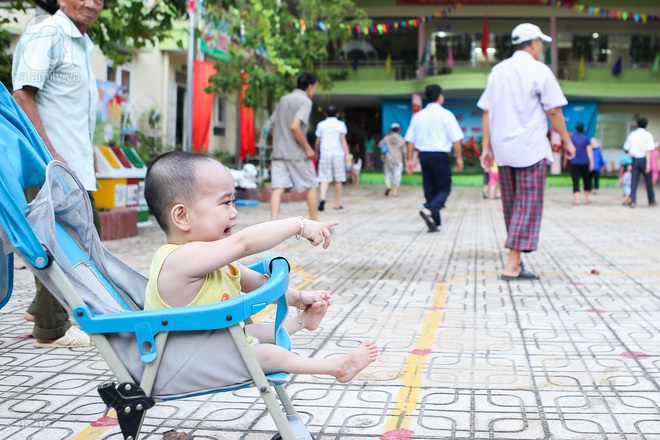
left=183, top=0, right=196, bottom=151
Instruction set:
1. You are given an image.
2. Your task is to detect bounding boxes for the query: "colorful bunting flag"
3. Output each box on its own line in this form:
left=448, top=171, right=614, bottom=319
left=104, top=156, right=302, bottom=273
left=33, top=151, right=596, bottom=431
left=283, top=0, right=658, bottom=40
left=539, top=0, right=659, bottom=24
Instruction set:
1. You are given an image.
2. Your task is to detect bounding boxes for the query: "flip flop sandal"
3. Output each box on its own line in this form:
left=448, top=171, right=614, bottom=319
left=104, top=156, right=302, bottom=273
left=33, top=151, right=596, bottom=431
left=419, top=210, right=438, bottom=232
left=501, top=269, right=540, bottom=281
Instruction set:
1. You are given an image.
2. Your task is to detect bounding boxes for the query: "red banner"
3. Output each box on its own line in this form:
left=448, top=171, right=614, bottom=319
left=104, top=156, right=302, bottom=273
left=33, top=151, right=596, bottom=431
left=239, top=76, right=255, bottom=160
left=192, top=60, right=216, bottom=154
left=481, top=16, right=489, bottom=61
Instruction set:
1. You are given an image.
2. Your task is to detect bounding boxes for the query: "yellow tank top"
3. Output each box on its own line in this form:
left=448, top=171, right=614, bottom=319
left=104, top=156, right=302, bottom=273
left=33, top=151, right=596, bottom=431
left=145, top=244, right=253, bottom=345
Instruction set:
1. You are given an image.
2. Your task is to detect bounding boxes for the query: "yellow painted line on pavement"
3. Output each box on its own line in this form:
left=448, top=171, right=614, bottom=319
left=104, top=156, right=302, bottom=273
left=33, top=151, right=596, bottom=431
left=384, top=283, right=446, bottom=434
left=69, top=410, right=117, bottom=440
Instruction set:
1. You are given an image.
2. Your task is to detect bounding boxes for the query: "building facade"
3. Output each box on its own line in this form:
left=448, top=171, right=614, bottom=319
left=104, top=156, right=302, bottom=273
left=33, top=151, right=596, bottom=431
left=314, top=0, right=660, bottom=170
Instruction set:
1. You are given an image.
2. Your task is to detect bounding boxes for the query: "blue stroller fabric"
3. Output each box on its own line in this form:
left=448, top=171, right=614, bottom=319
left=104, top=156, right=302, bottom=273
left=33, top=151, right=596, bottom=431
left=0, top=82, right=52, bottom=308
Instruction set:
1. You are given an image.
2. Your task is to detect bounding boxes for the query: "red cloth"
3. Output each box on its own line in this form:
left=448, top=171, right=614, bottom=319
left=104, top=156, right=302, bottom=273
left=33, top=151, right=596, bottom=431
left=239, top=80, right=255, bottom=160
left=192, top=60, right=216, bottom=153
left=481, top=16, right=489, bottom=61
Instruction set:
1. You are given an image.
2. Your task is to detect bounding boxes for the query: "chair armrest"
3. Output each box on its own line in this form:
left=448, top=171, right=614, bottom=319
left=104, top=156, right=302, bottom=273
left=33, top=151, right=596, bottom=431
left=74, top=255, right=291, bottom=362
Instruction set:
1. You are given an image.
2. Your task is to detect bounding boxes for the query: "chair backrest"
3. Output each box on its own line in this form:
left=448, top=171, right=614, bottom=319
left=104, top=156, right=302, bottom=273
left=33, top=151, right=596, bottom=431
left=26, top=162, right=147, bottom=315
left=28, top=163, right=261, bottom=399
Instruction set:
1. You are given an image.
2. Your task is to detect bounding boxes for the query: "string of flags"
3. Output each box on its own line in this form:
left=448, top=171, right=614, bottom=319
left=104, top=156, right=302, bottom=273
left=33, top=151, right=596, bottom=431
left=539, top=0, right=660, bottom=24
left=288, top=0, right=657, bottom=36
left=290, top=4, right=458, bottom=36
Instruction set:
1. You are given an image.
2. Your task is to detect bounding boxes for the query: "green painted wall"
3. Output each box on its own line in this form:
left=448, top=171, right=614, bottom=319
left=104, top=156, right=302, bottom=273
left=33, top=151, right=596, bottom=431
left=320, top=66, right=660, bottom=99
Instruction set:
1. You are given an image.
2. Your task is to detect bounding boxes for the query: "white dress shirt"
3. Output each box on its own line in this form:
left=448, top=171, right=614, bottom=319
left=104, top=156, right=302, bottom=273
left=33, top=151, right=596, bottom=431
left=404, top=103, right=464, bottom=152
left=477, top=50, right=567, bottom=168
left=623, top=128, right=655, bottom=159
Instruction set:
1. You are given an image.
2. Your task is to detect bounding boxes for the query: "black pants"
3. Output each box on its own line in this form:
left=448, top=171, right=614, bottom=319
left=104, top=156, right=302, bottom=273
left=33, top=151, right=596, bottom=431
left=570, top=164, right=592, bottom=193
left=419, top=151, right=451, bottom=226
left=631, top=157, right=656, bottom=205
left=591, top=171, right=600, bottom=190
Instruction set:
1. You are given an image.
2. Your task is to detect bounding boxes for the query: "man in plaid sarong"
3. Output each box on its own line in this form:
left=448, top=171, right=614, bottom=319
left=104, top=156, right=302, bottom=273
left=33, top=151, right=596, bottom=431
left=478, top=23, right=576, bottom=281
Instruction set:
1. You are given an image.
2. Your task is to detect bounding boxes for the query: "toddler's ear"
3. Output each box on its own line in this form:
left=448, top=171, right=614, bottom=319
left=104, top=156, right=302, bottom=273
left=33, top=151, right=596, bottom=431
left=170, top=204, right=191, bottom=232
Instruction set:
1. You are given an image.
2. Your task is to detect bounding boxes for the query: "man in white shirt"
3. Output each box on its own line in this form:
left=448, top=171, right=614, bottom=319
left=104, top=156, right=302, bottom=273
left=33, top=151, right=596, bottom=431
left=405, top=84, right=464, bottom=232
left=12, top=0, right=102, bottom=347
left=314, top=106, right=350, bottom=211
left=623, top=117, right=656, bottom=207
left=478, top=23, right=576, bottom=281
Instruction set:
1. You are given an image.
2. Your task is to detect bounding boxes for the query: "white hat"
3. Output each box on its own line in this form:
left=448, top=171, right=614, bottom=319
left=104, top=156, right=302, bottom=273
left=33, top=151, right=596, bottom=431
left=391, top=122, right=401, bottom=129
left=511, top=23, right=552, bottom=45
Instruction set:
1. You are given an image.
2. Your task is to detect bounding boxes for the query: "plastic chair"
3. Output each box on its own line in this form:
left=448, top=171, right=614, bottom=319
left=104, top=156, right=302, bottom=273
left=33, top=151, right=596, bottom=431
left=0, top=82, right=313, bottom=440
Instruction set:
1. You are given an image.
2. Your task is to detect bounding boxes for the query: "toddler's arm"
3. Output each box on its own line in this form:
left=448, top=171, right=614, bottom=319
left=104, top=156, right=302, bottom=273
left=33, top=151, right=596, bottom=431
left=164, top=217, right=339, bottom=284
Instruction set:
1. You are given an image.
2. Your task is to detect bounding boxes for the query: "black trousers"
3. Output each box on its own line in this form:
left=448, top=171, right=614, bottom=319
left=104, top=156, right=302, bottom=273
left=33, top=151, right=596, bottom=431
left=631, top=157, right=656, bottom=205
left=570, top=164, right=592, bottom=193
left=419, top=151, right=451, bottom=226
left=591, top=171, right=600, bottom=190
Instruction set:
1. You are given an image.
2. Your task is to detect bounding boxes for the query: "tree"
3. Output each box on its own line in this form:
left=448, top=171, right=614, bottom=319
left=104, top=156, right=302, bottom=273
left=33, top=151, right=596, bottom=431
left=0, top=0, right=187, bottom=88
left=0, top=18, right=12, bottom=89
left=205, top=0, right=370, bottom=111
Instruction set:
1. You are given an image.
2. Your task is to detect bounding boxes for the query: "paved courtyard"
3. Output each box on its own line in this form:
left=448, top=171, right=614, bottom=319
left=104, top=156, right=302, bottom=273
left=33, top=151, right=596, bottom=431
left=0, top=183, right=659, bottom=440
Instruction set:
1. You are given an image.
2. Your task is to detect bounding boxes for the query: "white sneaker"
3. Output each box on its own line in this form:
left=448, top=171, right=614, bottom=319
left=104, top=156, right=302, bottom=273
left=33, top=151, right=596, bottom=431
left=33, top=326, right=93, bottom=348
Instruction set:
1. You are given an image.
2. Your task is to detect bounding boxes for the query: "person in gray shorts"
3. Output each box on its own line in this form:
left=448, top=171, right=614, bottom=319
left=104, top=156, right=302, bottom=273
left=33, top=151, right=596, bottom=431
left=269, top=72, right=319, bottom=220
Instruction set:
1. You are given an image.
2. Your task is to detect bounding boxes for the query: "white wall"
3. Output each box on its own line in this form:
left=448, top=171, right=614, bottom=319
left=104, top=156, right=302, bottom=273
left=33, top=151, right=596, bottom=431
left=208, top=91, right=239, bottom=157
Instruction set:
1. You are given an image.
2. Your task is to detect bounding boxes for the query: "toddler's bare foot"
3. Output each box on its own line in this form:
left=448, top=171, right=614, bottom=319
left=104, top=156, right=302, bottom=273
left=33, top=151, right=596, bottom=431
left=335, top=340, right=379, bottom=383
left=300, top=290, right=331, bottom=308
left=301, top=300, right=328, bottom=331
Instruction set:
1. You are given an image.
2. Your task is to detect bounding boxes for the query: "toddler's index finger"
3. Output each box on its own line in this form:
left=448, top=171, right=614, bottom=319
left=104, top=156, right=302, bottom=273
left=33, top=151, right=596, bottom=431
left=323, top=220, right=340, bottom=229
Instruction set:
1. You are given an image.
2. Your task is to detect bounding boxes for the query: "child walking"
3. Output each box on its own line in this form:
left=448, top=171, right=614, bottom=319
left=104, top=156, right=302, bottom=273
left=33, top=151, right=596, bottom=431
left=378, top=122, right=406, bottom=197
left=488, top=164, right=501, bottom=200
left=143, top=151, right=378, bottom=382
left=619, top=164, right=632, bottom=206
left=315, top=106, right=350, bottom=211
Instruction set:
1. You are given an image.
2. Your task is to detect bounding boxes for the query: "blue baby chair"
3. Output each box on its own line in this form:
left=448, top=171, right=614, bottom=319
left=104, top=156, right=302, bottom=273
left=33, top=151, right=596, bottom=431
left=0, top=82, right=313, bottom=440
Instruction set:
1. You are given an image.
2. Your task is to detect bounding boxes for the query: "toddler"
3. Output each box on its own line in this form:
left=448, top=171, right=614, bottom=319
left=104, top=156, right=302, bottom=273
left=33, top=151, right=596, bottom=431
left=143, top=151, right=378, bottom=382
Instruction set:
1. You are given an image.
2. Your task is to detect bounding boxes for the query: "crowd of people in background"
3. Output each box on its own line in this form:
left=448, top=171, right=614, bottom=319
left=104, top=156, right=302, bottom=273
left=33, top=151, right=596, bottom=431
left=269, top=68, right=658, bottom=240
left=545, top=116, right=658, bottom=208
